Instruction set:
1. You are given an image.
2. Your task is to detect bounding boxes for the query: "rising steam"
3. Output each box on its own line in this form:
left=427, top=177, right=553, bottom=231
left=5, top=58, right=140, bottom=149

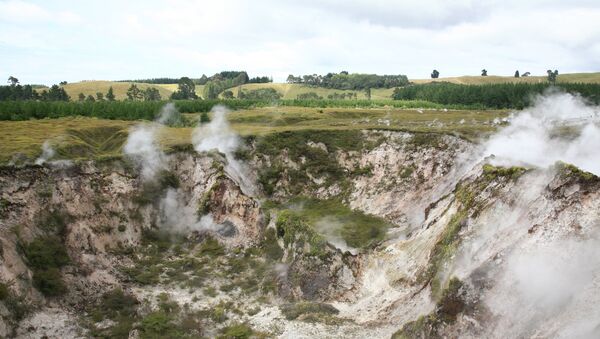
left=158, top=188, right=224, bottom=234
left=123, top=103, right=181, bottom=180
left=192, top=105, right=258, bottom=197
left=35, top=140, right=55, bottom=165
left=123, top=125, right=165, bottom=180
left=314, top=216, right=358, bottom=255
left=483, top=92, right=600, bottom=175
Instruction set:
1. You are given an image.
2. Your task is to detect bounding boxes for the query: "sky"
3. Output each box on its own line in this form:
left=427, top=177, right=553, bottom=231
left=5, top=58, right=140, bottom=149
left=1, top=0, right=599, bottom=85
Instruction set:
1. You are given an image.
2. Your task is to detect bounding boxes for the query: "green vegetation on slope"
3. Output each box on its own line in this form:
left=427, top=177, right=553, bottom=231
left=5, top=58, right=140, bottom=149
left=392, top=277, right=468, bottom=339
left=24, top=235, right=70, bottom=296
left=392, top=82, right=600, bottom=109
left=270, top=198, right=391, bottom=250
left=419, top=165, right=527, bottom=297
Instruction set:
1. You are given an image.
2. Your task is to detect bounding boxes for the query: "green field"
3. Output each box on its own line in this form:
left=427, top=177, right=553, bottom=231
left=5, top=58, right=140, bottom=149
left=0, top=106, right=506, bottom=164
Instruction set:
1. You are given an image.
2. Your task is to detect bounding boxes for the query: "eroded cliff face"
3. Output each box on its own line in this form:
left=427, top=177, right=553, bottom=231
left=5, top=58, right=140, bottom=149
left=0, top=130, right=599, bottom=339
left=0, top=152, right=266, bottom=337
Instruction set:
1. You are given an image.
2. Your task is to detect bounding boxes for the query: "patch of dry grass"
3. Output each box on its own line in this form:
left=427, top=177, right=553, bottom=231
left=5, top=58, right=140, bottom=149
left=0, top=106, right=507, bottom=163
left=62, top=81, right=174, bottom=101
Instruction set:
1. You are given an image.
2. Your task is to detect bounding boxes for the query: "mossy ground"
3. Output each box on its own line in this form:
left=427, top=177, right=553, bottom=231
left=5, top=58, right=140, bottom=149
left=270, top=198, right=391, bottom=250
left=555, top=161, right=598, bottom=183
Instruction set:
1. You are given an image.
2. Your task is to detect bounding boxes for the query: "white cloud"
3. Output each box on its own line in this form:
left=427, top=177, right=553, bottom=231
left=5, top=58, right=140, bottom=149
left=0, top=0, right=81, bottom=24
left=0, top=0, right=599, bottom=84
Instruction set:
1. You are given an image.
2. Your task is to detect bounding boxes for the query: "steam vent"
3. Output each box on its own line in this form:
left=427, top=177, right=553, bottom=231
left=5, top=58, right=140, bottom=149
left=2, top=1, right=600, bottom=337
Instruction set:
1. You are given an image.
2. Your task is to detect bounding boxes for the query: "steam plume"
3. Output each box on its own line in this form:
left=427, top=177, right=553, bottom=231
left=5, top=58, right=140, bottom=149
left=192, top=105, right=258, bottom=196
left=123, top=124, right=165, bottom=180
left=483, top=92, right=600, bottom=175
left=314, top=216, right=358, bottom=255
left=158, top=188, right=224, bottom=234
left=35, top=141, right=55, bottom=165
left=123, top=102, right=183, bottom=180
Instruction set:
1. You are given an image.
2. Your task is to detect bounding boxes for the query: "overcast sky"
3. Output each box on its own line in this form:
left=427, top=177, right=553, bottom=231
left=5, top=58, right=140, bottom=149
left=1, top=0, right=599, bottom=85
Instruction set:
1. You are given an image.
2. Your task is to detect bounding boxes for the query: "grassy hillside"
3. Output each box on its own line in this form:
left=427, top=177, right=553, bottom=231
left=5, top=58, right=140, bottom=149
left=221, top=72, right=600, bottom=100
left=412, top=72, right=600, bottom=85
left=223, top=83, right=394, bottom=100
left=155, top=83, right=205, bottom=97
left=62, top=81, right=174, bottom=101
left=0, top=106, right=507, bottom=163
left=50, top=73, right=599, bottom=102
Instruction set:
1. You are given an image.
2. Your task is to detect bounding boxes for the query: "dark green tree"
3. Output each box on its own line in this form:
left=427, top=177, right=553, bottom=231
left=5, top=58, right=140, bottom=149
left=481, top=69, right=488, bottom=76
left=431, top=70, right=440, bottom=79
left=96, top=92, right=104, bottom=101
left=202, top=82, right=219, bottom=100
left=85, top=94, right=95, bottom=102
left=364, top=87, right=371, bottom=100
left=547, top=69, right=559, bottom=84
left=126, top=84, right=143, bottom=101
left=7, top=76, right=18, bottom=86
left=143, top=87, right=161, bottom=101
left=46, top=85, right=70, bottom=101
left=197, top=74, right=209, bottom=85
left=171, top=77, right=197, bottom=100
left=106, top=86, right=116, bottom=101
left=59, top=81, right=68, bottom=85
left=514, top=70, right=520, bottom=78
left=222, top=90, right=234, bottom=99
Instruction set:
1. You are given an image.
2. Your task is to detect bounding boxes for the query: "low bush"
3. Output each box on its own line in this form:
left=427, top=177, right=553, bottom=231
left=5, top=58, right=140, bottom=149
left=280, top=302, right=339, bottom=320
left=218, top=323, right=255, bottom=339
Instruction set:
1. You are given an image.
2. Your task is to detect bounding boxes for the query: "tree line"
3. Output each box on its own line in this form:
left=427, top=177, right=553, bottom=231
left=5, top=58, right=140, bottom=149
left=201, top=72, right=271, bottom=99
left=0, top=99, right=270, bottom=121
left=1, top=77, right=69, bottom=101
left=429, top=69, right=556, bottom=81
left=0, top=98, right=458, bottom=121
left=286, top=71, right=409, bottom=90
left=391, top=82, right=600, bottom=109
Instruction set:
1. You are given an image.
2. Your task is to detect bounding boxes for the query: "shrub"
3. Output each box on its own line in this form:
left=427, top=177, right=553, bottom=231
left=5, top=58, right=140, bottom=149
left=24, top=235, right=70, bottom=269
left=32, top=267, right=67, bottom=296
left=98, top=288, right=138, bottom=320
left=0, top=282, right=9, bottom=300
left=197, top=238, right=225, bottom=257
left=24, top=235, right=70, bottom=296
left=218, top=323, right=254, bottom=339
left=139, top=311, right=181, bottom=338
left=280, top=302, right=339, bottom=320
